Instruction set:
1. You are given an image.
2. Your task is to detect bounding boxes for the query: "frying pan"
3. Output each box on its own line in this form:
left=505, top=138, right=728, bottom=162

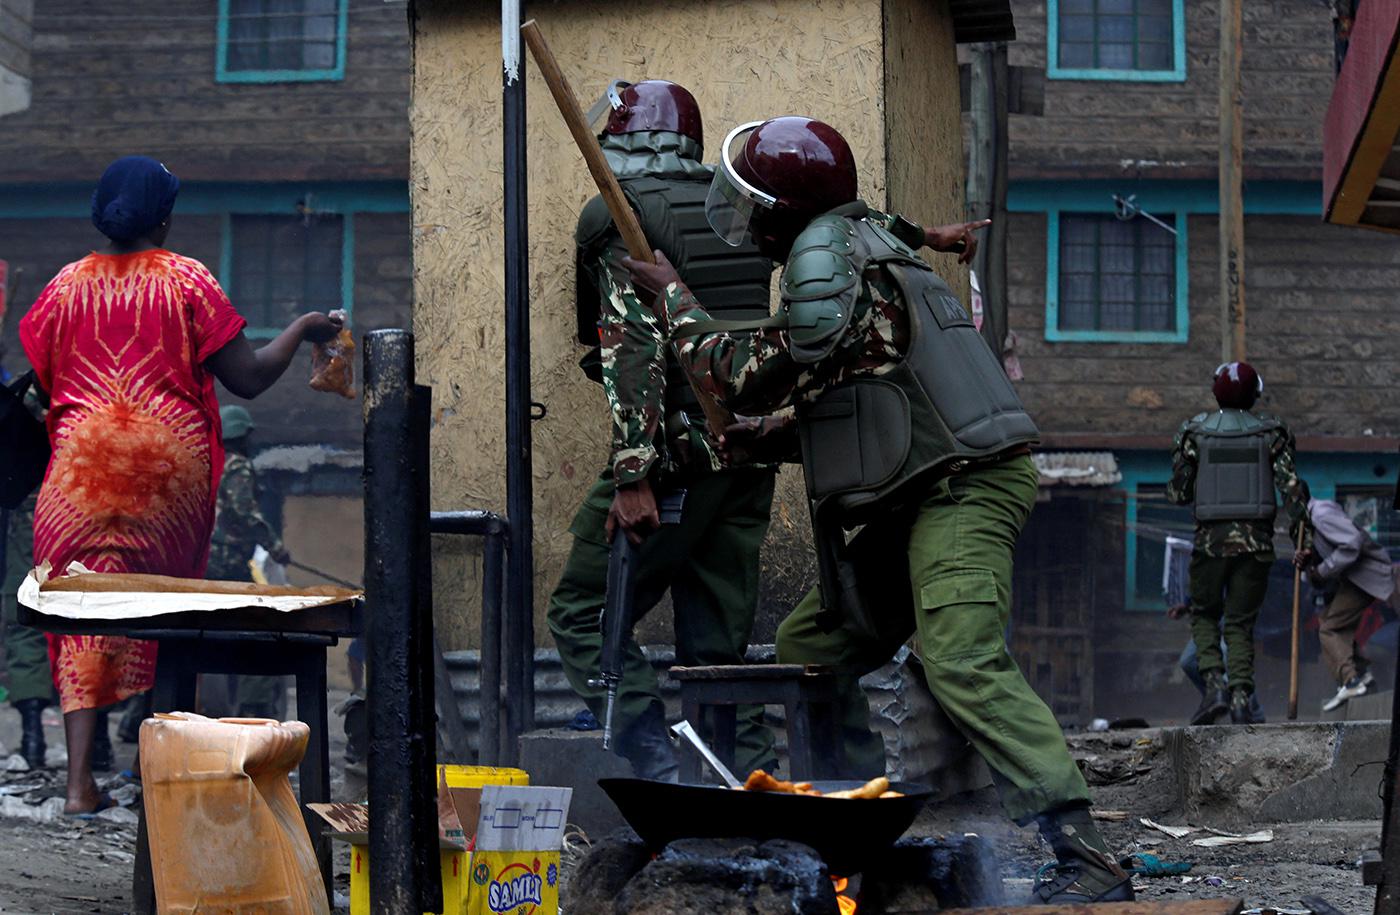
left=599, top=777, right=933, bottom=875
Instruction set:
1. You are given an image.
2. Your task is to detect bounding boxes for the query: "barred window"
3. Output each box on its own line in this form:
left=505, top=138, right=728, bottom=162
left=221, top=0, right=344, bottom=80
left=230, top=214, right=343, bottom=332
left=1058, top=213, right=1177, bottom=334
left=1056, top=0, right=1176, bottom=72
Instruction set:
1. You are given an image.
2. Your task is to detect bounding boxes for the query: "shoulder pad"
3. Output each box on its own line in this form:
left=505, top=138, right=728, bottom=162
left=779, top=218, right=863, bottom=364
left=864, top=219, right=922, bottom=260
left=575, top=194, right=615, bottom=248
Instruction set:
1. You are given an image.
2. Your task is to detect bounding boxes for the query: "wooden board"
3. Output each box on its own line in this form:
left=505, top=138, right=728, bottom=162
left=942, top=900, right=1244, bottom=915
left=17, top=598, right=361, bottom=638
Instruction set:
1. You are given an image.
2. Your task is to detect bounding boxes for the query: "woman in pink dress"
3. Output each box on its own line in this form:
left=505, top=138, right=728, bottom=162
left=20, top=156, right=342, bottom=814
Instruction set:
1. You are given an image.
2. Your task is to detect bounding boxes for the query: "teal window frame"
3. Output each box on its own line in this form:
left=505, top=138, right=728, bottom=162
left=1013, top=180, right=1325, bottom=345
left=216, top=0, right=349, bottom=84
left=1045, top=206, right=1189, bottom=343
left=1047, top=0, right=1187, bottom=83
left=1052, top=211, right=1184, bottom=342
left=1119, top=451, right=1400, bottom=611
left=220, top=211, right=355, bottom=338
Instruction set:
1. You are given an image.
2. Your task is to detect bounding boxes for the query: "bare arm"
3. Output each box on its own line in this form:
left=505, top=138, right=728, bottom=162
left=206, top=313, right=342, bottom=399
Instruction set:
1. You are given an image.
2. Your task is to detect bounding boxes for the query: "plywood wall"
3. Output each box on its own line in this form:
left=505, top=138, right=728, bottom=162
left=411, top=0, right=967, bottom=648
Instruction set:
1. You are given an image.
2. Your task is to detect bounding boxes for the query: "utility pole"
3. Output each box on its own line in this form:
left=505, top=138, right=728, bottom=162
left=967, top=42, right=1009, bottom=360
left=1219, top=0, right=1245, bottom=363
left=501, top=0, right=535, bottom=756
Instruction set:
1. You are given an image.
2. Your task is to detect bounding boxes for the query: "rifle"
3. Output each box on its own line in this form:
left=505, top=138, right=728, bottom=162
left=589, top=489, right=685, bottom=749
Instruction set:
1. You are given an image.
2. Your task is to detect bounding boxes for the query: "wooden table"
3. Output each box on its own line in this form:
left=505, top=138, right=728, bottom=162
left=19, top=598, right=361, bottom=913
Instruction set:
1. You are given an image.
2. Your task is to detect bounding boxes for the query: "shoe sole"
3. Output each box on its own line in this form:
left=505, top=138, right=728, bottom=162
left=1190, top=703, right=1229, bottom=726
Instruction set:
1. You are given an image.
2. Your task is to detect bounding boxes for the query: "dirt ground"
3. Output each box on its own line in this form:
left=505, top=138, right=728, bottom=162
left=0, top=698, right=1383, bottom=913
left=0, top=685, right=359, bottom=915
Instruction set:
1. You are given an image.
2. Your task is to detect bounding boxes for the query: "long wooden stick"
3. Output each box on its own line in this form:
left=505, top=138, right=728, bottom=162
left=520, top=19, right=735, bottom=436
left=1288, top=527, right=1304, bottom=720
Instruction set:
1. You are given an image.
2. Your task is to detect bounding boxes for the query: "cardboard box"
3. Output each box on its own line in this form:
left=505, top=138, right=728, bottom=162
left=311, top=774, right=571, bottom=915
left=466, top=785, right=572, bottom=915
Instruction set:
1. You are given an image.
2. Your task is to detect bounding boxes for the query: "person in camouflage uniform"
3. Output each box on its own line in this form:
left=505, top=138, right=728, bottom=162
left=1167, top=362, right=1310, bottom=725
left=208, top=405, right=289, bottom=719
left=2, top=496, right=57, bottom=769
left=546, top=80, right=779, bottom=782
left=624, top=116, right=1132, bottom=905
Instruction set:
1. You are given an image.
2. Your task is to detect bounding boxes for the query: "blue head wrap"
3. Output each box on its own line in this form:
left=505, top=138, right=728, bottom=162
left=90, top=156, right=181, bottom=243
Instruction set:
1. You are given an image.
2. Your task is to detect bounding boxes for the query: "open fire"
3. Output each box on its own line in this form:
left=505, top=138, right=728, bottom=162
left=832, top=876, right=857, bottom=914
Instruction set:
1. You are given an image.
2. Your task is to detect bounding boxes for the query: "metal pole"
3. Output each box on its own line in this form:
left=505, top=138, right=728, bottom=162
left=502, top=0, right=535, bottom=765
left=427, top=511, right=509, bottom=765
left=364, top=329, right=425, bottom=915
left=1219, top=0, right=1245, bottom=362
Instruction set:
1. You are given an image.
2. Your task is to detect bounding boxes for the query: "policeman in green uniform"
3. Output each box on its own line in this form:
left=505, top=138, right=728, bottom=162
left=546, top=80, right=779, bottom=781
left=624, top=116, right=1132, bottom=904
left=1167, top=362, right=1309, bottom=725
left=208, top=405, right=289, bottom=719
left=2, top=496, right=55, bottom=769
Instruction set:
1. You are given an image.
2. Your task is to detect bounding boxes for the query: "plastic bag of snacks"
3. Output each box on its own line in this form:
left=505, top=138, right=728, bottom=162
left=309, top=310, right=355, bottom=399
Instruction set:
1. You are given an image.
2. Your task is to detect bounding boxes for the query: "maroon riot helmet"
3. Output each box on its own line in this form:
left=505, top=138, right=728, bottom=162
left=705, top=116, right=858, bottom=258
left=601, top=79, right=703, bottom=148
left=1213, top=361, right=1263, bottom=409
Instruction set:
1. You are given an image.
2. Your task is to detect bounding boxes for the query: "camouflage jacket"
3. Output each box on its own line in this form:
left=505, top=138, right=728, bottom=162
left=587, top=132, right=725, bottom=486
left=207, top=451, right=283, bottom=579
left=656, top=209, right=924, bottom=415
left=1166, top=416, right=1311, bottom=558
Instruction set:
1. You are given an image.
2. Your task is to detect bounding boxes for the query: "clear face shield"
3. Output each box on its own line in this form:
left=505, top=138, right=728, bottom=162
left=705, top=121, right=777, bottom=246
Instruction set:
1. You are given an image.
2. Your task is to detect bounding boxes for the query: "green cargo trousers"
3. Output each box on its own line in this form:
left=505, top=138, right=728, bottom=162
left=1188, top=551, right=1272, bottom=693
left=3, top=596, right=53, bottom=706
left=547, top=466, right=778, bottom=774
left=776, top=455, right=1090, bottom=824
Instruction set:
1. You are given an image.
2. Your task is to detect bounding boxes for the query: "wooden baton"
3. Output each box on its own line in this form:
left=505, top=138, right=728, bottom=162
left=520, top=19, right=736, bottom=435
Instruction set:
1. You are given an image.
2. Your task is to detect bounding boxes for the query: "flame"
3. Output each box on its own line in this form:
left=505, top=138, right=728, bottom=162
left=832, top=876, right=857, bottom=915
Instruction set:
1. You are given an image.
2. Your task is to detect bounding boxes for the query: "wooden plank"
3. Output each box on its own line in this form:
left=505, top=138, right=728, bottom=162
left=942, top=900, right=1244, bottom=915
left=17, top=600, right=361, bottom=638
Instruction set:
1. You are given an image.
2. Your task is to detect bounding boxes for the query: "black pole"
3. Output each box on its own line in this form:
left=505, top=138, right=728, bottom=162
left=502, top=0, right=535, bottom=764
left=364, top=330, right=439, bottom=914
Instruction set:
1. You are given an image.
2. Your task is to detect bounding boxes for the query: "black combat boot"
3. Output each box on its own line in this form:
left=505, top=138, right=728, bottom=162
left=91, top=709, right=113, bottom=772
left=1229, top=688, right=1253, bottom=724
left=613, top=704, right=679, bottom=783
left=15, top=699, right=46, bottom=770
left=1028, top=804, right=1134, bottom=905
left=1190, top=671, right=1230, bottom=725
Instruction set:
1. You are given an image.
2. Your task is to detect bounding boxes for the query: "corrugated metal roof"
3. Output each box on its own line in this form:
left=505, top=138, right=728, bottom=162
left=949, top=0, right=1016, bottom=44
left=1035, top=451, right=1121, bottom=487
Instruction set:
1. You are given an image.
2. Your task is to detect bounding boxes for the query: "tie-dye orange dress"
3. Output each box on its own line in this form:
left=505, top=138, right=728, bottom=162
left=19, top=250, right=246, bottom=713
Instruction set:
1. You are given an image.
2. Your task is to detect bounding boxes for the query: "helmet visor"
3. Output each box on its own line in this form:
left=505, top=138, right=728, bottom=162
left=705, top=121, right=776, bottom=246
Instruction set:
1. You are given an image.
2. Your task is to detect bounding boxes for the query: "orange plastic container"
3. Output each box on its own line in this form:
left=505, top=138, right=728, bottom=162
left=140, top=712, right=329, bottom=914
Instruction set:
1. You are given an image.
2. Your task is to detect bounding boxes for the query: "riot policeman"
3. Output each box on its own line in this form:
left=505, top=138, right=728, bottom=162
left=1168, top=362, right=1310, bottom=724
left=623, top=116, right=1132, bottom=904
left=546, top=80, right=778, bottom=781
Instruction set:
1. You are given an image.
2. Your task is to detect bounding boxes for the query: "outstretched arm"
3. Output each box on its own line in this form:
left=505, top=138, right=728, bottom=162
left=206, top=313, right=342, bottom=399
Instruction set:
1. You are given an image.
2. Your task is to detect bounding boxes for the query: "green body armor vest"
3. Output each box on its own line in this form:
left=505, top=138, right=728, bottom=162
left=575, top=175, right=772, bottom=421
left=784, top=206, right=1040, bottom=525
left=1186, top=409, right=1280, bottom=522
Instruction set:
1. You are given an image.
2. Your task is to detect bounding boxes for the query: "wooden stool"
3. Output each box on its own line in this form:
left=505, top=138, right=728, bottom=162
left=669, top=664, right=844, bottom=782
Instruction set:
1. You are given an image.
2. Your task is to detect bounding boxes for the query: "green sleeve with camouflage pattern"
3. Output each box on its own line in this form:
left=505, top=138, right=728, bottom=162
left=595, top=247, right=667, bottom=486
left=1270, top=423, right=1312, bottom=548
left=216, top=458, right=285, bottom=557
left=1166, top=421, right=1197, bottom=506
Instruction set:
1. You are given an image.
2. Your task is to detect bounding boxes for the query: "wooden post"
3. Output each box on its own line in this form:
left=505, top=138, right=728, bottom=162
left=1219, top=0, right=1245, bottom=363
left=967, top=42, right=1009, bottom=360
left=1288, top=527, right=1303, bottom=720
